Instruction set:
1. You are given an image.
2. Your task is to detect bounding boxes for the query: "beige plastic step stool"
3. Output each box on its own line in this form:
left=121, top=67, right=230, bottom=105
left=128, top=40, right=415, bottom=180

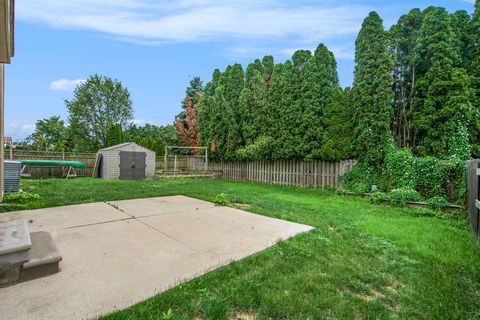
left=0, top=220, right=62, bottom=287
left=22, top=231, right=62, bottom=281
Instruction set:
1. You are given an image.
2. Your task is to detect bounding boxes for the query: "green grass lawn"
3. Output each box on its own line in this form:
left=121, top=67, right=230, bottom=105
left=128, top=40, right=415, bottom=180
left=3, top=177, right=480, bottom=319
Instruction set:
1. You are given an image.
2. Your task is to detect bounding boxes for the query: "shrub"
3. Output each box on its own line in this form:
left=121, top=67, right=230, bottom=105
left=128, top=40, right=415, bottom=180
left=3, top=192, right=41, bottom=204
left=213, top=193, right=231, bottom=206
left=236, top=136, right=275, bottom=161
left=414, top=157, right=443, bottom=198
left=427, top=196, right=449, bottom=211
left=439, top=157, right=466, bottom=204
left=370, top=192, right=388, bottom=204
left=414, top=207, right=445, bottom=218
left=343, top=162, right=380, bottom=193
left=386, top=188, right=422, bottom=207
left=383, top=148, right=416, bottom=190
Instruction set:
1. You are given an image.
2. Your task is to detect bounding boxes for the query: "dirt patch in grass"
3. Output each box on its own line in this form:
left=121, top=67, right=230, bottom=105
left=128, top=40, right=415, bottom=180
left=360, top=288, right=384, bottom=301
left=193, top=311, right=256, bottom=320
left=231, top=311, right=256, bottom=320
left=232, top=203, right=252, bottom=210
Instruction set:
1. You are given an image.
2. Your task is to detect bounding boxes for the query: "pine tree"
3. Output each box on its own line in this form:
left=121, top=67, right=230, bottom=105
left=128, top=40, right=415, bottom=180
left=175, top=92, right=200, bottom=153
left=105, top=123, right=124, bottom=147
left=176, top=77, right=203, bottom=133
left=413, top=7, right=475, bottom=159
left=352, top=11, right=394, bottom=168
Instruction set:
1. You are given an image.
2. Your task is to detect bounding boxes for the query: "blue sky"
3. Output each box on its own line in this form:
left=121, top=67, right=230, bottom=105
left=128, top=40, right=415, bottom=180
left=5, top=0, right=475, bottom=140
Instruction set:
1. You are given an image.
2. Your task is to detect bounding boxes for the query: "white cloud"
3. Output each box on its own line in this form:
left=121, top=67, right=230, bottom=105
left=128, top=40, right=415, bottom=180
left=49, top=78, right=85, bottom=91
left=131, top=119, right=155, bottom=126
left=4, top=121, right=36, bottom=140
left=17, top=1, right=369, bottom=44
left=280, top=44, right=354, bottom=61
left=132, top=119, right=146, bottom=126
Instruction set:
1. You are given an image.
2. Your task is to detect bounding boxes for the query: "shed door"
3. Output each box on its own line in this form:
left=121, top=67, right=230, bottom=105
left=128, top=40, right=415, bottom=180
left=119, top=151, right=146, bottom=180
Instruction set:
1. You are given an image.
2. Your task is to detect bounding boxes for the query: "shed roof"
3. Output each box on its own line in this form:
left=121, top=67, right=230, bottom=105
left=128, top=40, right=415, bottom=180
left=99, top=142, right=153, bottom=152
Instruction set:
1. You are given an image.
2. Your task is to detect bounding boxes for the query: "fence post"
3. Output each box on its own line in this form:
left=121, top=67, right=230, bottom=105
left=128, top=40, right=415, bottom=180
left=164, top=146, right=168, bottom=171
left=205, top=148, right=208, bottom=172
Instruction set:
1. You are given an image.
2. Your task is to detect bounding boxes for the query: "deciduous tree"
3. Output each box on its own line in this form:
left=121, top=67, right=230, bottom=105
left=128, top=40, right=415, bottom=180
left=66, top=74, right=133, bottom=151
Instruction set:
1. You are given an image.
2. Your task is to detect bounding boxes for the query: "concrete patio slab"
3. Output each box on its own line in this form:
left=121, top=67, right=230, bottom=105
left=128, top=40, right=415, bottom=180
left=0, top=202, right=131, bottom=232
left=108, top=195, right=215, bottom=218
left=0, top=196, right=313, bottom=320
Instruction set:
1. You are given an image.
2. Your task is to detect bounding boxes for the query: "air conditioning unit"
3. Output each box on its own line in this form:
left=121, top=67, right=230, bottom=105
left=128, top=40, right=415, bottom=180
left=4, top=160, right=21, bottom=194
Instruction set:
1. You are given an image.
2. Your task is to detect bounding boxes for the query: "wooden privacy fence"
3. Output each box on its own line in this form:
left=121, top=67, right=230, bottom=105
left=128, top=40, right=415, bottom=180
left=156, top=155, right=193, bottom=171
left=4, top=150, right=357, bottom=188
left=189, top=158, right=357, bottom=188
left=467, top=160, right=480, bottom=244
left=4, top=150, right=97, bottom=177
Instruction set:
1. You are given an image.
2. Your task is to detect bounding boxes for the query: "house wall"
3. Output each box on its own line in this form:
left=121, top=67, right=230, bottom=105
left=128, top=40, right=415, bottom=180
left=99, top=143, right=155, bottom=179
left=0, top=65, right=4, bottom=201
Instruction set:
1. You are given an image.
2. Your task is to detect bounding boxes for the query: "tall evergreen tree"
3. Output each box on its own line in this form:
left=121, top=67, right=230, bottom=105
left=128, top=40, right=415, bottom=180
left=105, top=123, right=124, bottom=147
left=319, top=88, right=354, bottom=161
left=301, top=44, right=339, bottom=159
left=238, top=60, right=268, bottom=145
left=413, top=7, right=475, bottom=159
left=389, top=8, right=424, bottom=148
left=271, top=60, right=301, bottom=159
left=352, top=11, right=394, bottom=168
left=469, top=0, right=480, bottom=156
left=176, top=77, right=203, bottom=131
left=200, top=65, right=245, bottom=161
left=450, top=10, right=471, bottom=67
left=198, top=69, right=221, bottom=155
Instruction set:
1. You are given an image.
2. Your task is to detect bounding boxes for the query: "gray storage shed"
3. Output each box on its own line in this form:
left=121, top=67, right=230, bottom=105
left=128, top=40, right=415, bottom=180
left=98, top=143, right=155, bottom=180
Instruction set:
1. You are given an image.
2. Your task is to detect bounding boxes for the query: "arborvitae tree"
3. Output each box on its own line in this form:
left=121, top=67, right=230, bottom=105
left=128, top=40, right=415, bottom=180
left=389, top=8, right=424, bottom=148
left=352, top=11, right=394, bottom=168
left=450, top=10, right=471, bottom=67
left=469, top=0, right=480, bottom=156
left=301, top=44, right=339, bottom=159
left=286, top=50, right=313, bottom=159
left=198, top=69, right=221, bottom=155
left=201, top=64, right=245, bottom=161
left=221, top=64, right=245, bottom=160
left=105, top=123, right=124, bottom=147
left=262, top=55, right=274, bottom=87
left=413, top=7, right=475, bottom=159
left=266, top=62, right=285, bottom=156
left=319, top=88, right=354, bottom=161
left=238, top=60, right=268, bottom=145
left=270, top=60, right=300, bottom=159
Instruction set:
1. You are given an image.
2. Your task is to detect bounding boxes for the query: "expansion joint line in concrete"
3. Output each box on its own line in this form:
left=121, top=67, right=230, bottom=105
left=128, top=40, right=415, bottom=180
left=104, top=202, right=201, bottom=253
